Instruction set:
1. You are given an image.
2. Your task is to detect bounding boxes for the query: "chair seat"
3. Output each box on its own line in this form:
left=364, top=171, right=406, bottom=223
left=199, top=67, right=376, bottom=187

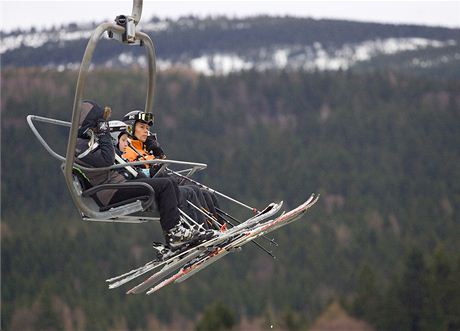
left=71, top=168, right=159, bottom=221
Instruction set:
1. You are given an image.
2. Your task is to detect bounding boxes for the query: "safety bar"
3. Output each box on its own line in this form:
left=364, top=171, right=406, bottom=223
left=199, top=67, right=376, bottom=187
left=26, top=115, right=70, bottom=161
left=26, top=115, right=207, bottom=173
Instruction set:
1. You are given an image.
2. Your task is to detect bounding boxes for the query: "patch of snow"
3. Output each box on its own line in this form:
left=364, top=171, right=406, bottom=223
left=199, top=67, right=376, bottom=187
left=59, top=30, right=92, bottom=41
left=156, top=58, right=173, bottom=70
left=190, top=56, right=213, bottom=75
left=0, top=32, right=49, bottom=53
left=212, top=54, right=252, bottom=75
left=273, top=48, right=289, bottom=67
left=137, top=55, right=147, bottom=67
left=0, top=28, right=93, bottom=54
left=410, top=52, right=460, bottom=69
left=189, top=53, right=253, bottom=75
left=118, top=53, right=134, bottom=65
left=352, top=38, right=456, bottom=61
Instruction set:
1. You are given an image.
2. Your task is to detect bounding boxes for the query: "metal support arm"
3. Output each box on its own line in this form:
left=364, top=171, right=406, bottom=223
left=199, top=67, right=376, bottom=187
left=64, top=0, right=155, bottom=219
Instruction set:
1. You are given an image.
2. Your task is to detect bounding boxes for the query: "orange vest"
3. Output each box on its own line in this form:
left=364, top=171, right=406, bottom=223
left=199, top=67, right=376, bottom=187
left=123, top=139, right=155, bottom=168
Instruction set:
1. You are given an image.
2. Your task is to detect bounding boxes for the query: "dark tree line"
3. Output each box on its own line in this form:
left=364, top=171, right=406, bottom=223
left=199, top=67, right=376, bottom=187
left=1, top=67, right=459, bottom=330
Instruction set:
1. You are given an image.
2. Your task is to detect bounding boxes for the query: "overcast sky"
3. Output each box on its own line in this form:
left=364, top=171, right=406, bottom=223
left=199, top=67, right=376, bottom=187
left=1, top=0, right=459, bottom=33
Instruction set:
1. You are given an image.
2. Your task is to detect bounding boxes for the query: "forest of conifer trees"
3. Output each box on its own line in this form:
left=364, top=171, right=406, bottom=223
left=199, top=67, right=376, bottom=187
left=2, top=67, right=459, bottom=330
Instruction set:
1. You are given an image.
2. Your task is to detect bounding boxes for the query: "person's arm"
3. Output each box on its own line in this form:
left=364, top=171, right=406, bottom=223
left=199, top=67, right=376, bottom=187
left=80, top=129, right=115, bottom=168
left=94, top=132, right=116, bottom=166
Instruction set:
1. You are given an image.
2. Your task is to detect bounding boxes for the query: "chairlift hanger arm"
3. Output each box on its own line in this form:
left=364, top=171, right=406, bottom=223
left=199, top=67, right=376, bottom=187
left=64, top=24, right=156, bottom=179
left=131, top=0, right=143, bottom=25
left=63, top=0, right=154, bottom=219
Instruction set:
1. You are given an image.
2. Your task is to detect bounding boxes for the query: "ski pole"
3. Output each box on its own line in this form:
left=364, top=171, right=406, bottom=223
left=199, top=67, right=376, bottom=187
left=217, top=211, right=276, bottom=259
left=178, top=208, right=207, bottom=232
left=186, top=200, right=223, bottom=230
left=216, top=207, right=278, bottom=247
left=123, top=146, right=257, bottom=213
left=189, top=201, right=276, bottom=258
left=167, top=168, right=258, bottom=214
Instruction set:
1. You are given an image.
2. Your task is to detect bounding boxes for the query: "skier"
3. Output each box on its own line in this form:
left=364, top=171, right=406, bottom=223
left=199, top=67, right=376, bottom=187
left=75, top=100, right=206, bottom=248
left=121, top=110, right=223, bottom=228
left=108, top=120, right=209, bottom=228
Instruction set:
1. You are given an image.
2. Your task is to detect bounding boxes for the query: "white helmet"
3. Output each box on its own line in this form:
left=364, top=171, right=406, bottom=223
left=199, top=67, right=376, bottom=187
left=108, top=120, right=127, bottom=146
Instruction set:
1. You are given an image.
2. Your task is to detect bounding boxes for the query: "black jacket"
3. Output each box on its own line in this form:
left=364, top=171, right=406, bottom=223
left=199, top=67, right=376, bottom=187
left=75, top=132, right=126, bottom=206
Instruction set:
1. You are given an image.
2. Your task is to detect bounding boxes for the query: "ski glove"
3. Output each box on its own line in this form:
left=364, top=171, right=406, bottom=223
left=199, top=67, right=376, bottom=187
left=145, top=134, right=166, bottom=158
left=149, top=164, right=162, bottom=177
left=95, top=119, right=110, bottom=136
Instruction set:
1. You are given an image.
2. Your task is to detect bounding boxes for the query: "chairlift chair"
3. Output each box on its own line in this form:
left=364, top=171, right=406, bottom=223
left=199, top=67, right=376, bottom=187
left=26, top=0, right=208, bottom=224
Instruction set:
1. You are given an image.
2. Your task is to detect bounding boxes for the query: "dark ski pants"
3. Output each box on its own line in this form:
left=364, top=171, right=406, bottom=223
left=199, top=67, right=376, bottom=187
left=184, top=185, right=220, bottom=215
left=178, top=186, right=208, bottom=227
left=181, top=184, right=223, bottom=228
left=156, top=173, right=213, bottom=227
left=109, top=177, right=180, bottom=232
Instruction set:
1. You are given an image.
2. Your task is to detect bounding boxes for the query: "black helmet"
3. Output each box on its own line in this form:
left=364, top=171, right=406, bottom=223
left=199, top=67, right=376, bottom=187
left=122, top=110, right=154, bottom=137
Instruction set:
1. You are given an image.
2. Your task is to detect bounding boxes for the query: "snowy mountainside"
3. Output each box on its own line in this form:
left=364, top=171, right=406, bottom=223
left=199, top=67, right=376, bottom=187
left=2, top=16, right=459, bottom=76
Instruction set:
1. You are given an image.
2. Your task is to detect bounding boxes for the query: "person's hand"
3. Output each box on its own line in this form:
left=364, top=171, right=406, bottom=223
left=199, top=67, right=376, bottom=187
left=149, top=164, right=162, bottom=177
left=145, top=133, right=159, bottom=150
left=103, top=106, right=112, bottom=120
left=145, top=134, right=166, bottom=158
left=95, top=119, right=110, bottom=136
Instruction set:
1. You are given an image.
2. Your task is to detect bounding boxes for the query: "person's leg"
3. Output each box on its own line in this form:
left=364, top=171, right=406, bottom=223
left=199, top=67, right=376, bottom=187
left=201, top=190, right=218, bottom=215
left=184, top=184, right=222, bottom=228
left=185, top=185, right=210, bottom=210
left=157, top=174, right=206, bottom=226
left=109, top=177, right=179, bottom=231
left=209, top=191, right=221, bottom=210
left=178, top=186, right=202, bottom=225
left=179, top=186, right=208, bottom=228
left=206, top=191, right=226, bottom=223
left=156, top=173, right=181, bottom=202
left=110, top=178, right=209, bottom=247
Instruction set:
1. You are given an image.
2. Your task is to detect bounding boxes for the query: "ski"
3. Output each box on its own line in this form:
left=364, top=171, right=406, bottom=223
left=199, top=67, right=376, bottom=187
left=107, top=201, right=283, bottom=290
left=124, top=201, right=283, bottom=294
left=146, top=194, right=319, bottom=295
left=105, top=243, right=169, bottom=285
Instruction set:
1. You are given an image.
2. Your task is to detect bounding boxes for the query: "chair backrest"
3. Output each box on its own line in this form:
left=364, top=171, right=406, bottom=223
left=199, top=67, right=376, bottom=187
left=72, top=168, right=103, bottom=207
left=68, top=166, right=159, bottom=222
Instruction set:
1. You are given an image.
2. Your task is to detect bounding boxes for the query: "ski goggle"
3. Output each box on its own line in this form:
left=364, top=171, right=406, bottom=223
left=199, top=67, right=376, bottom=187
left=136, top=112, right=154, bottom=126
